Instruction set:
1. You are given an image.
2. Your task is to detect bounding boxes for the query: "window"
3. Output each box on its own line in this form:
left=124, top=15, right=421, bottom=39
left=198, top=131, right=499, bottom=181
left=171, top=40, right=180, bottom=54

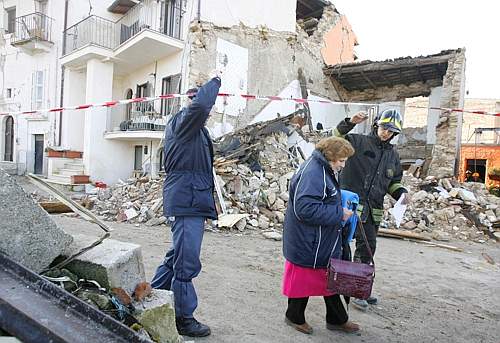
left=6, top=88, right=12, bottom=98
left=36, top=0, right=48, bottom=15
left=135, top=82, right=153, bottom=113
left=6, top=7, right=16, bottom=34
left=32, top=71, right=44, bottom=110
left=136, top=82, right=149, bottom=98
left=163, top=0, right=183, bottom=39
left=161, top=74, right=181, bottom=116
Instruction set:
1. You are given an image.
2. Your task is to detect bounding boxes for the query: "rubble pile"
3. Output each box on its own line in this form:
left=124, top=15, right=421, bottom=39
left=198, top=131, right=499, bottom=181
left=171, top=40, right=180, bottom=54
left=89, top=114, right=307, bottom=239
left=382, top=174, right=500, bottom=243
left=89, top=177, right=166, bottom=225
left=86, top=113, right=500, bottom=244
left=211, top=131, right=299, bottom=238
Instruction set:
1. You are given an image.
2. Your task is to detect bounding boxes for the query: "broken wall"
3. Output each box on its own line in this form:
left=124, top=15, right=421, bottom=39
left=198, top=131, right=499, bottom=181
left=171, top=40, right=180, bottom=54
left=320, top=15, right=358, bottom=65
left=186, top=6, right=344, bottom=129
left=427, top=50, right=466, bottom=177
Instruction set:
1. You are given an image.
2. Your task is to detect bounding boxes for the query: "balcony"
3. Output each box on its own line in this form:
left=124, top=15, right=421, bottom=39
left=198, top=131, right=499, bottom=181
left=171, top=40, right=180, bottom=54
left=11, top=13, right=54, bottom=54
left=62, top=0, right=184, bottom=74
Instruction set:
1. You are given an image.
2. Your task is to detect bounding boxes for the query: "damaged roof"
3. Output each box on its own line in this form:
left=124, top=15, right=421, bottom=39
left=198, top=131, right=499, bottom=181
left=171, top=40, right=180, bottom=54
left=296, top=0, right=332, bottom=20
left=323, top=49, right=462, bottom=91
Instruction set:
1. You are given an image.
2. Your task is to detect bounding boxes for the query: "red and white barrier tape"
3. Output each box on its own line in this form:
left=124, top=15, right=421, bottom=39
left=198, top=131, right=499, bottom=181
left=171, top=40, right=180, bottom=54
left=1, top=92, right=499, bottom=117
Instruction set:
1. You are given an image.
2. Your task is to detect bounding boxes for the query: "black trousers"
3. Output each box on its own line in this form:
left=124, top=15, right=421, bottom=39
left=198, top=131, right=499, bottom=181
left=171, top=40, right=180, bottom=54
left=286, top=295, right=348, bottom=325
left=354, top=214, right=378, bottom=264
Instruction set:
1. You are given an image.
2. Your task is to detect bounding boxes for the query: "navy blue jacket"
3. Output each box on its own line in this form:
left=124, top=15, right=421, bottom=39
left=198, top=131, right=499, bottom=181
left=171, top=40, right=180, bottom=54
left=283, top=150, right=344, bottom=268
left=162, top=77, right=221, bottom=219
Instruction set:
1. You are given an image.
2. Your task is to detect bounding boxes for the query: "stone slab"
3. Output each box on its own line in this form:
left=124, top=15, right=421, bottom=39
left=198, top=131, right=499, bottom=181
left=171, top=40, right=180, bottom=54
left=0, top=169, right=73, bottom=272
left=62, top=233, right=146, bottom=294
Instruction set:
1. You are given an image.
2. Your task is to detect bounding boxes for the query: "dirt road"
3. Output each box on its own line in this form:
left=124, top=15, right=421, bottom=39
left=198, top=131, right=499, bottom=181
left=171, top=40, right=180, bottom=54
left=52, top=215, right=500, bottom=343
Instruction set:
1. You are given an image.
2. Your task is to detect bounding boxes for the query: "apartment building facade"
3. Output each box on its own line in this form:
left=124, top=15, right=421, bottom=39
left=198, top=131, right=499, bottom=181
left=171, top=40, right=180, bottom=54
left=0, top=0, right=63, bottom=176
left=1, top=0, right=358, bottom=185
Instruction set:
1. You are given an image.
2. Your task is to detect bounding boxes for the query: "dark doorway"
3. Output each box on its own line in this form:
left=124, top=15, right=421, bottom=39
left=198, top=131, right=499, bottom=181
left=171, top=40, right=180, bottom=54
left=34, top=134, right=44, bottom=174
left=134, top=145, right=143, bottom=171
left=4, top=116, right=14, bottom=161
left=158, top=147, right=164, bottom=172
left=465, top=159, right=486, bottom=183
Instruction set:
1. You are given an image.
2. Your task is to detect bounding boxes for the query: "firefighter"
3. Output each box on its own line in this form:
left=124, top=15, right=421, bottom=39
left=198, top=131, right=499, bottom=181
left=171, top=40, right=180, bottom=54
left=333, top=108, right=410, bottom=311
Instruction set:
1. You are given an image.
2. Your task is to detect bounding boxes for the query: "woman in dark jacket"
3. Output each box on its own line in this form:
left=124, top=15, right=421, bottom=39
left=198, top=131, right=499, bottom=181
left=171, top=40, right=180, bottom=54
left=282, top=136, right=360, bottom=334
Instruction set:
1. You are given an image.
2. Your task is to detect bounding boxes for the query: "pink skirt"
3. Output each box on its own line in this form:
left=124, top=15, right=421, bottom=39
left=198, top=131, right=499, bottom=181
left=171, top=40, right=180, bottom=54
left=282, top=260, right=334, bottom=298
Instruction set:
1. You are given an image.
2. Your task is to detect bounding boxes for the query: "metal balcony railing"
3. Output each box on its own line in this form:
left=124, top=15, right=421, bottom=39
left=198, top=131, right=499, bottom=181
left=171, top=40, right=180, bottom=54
left=63, top=0, right=184, bottom=55
left=107, top=101, right=167, bottom=132
left=11, top=12, right=54, bottom=44
left=63, top=15, right=115, bottom=53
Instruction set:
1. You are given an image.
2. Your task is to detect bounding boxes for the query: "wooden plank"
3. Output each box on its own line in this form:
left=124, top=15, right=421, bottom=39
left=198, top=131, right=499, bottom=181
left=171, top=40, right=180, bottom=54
left=359, top=71, right=377, bottom=89
left=378, top=228, right=431, bottom=241
left=28, top=174, right=110, bottom=233
left=39, top=201, right=73, bottom=214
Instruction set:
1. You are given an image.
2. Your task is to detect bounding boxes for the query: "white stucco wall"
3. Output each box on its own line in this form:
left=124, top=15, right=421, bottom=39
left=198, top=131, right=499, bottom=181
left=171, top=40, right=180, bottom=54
left=61, top=68, right=86, bottom=150
left=0, top=0, right=66, bottom=174
left=200, top=0, right=297, bottom=32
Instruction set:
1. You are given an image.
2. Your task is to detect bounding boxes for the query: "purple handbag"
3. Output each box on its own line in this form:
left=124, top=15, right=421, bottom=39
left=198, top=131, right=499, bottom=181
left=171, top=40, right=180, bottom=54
left=327, top=219, right=375, bottom=300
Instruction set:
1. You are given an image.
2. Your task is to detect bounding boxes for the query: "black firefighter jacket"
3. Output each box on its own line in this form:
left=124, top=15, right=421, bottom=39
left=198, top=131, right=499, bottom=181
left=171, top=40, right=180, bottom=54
left=333, top=118, right=407, bottom=224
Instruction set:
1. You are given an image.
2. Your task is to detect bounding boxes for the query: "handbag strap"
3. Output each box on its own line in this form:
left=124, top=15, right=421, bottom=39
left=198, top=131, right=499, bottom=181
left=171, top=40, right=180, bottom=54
left=356, top=216, right=375, bottom=266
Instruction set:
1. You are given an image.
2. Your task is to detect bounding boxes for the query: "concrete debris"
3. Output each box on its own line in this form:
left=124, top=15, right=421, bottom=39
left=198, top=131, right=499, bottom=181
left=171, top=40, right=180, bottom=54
left=0, top=168, right=73, bottom=272
left=61, top=233, right=146, bottom=294
left=134, top=289, right=180, bottom=343
left=261, top=231, right=283, bottom=241
left=382, top=173, right=500, bottom=243
left=89, top=114, right=307, bottom=238
left=89, top=176, right=165, bottom=224
left=86, top=116, right=500, bottom=245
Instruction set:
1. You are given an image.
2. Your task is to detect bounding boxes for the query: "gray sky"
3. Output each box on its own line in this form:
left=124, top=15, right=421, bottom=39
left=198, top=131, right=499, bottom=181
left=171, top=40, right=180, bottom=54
left=332, top=0, right=499, bottom=99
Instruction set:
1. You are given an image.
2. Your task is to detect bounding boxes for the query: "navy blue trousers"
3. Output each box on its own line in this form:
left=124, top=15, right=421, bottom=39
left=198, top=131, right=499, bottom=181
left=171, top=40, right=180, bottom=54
left=151, top=216, right=205, bottom=318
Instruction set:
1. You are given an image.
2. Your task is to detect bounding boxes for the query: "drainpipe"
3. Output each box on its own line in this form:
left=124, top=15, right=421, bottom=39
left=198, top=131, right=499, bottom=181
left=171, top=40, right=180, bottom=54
left=197, top=0, right=201, bottom=21
left=58, top=0, right=69, bottom=146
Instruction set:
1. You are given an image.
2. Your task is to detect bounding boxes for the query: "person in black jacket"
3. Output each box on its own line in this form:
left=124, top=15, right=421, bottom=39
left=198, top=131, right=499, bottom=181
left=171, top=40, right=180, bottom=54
left=151, top=71, right=222, bottom=337
left=282, top=136, right=360, bottom=334
left=333, top=108, right=409, bottom=311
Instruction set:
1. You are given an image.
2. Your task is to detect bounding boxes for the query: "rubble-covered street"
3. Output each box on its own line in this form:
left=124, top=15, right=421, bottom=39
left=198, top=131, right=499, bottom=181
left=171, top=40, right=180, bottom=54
left=85, top=117, right=500, bottom=247
left=51, top=214, right=500, bottom=343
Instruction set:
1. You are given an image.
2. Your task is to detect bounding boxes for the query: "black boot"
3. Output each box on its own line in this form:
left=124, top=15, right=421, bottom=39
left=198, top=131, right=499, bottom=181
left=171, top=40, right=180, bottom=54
left=176, top=317, right=211, bottom=337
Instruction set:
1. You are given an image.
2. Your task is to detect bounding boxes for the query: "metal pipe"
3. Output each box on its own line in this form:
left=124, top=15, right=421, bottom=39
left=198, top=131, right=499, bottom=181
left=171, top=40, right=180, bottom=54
left=197, top=0, right=201, bottom=21
left=58, top=0, right=69, bottom=146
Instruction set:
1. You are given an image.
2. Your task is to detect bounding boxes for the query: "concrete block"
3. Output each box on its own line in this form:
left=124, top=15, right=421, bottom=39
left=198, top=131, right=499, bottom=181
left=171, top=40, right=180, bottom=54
left=134, top=289, right=180, bottom=343
left=62, top=234, right=146, bottom=294
left=0, top=169, right=73, bottom=272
